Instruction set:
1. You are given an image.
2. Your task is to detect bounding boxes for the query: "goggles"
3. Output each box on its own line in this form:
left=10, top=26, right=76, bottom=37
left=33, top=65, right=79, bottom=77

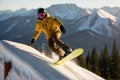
left=38, top=13, right=45, bottom=18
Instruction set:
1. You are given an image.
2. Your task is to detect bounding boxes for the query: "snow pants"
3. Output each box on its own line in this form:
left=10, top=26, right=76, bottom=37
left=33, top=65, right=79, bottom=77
left=48, top=33, right=70, bottom=56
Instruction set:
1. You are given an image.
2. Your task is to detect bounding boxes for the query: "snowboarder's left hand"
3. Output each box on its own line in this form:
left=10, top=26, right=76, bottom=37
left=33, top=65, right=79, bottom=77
left=28, top=39, right=35, bottom=46
left=31, top=39, right=35, bottom=45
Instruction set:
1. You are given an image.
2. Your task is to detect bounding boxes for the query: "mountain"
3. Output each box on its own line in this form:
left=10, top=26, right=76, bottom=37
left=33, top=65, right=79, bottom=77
left=0, top=15, right=36, bottom=42
left=0, top=4, right=91, bottom=21
left=79, top=9, right=120, bottom=37
left=0, top=8, right=36, bottom=21
left=115, top=9, right=120, bottom=18
left=0, top=10, right=13, bottom=21
left=0, top=40, right=105, bottom=80
left=47, top=4, right=91, bottom=20
left=102, top=6, right=120, bottom=18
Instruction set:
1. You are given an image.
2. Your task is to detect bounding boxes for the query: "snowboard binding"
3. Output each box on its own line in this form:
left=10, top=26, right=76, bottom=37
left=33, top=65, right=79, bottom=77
left=59, top=48, right=73, bottom=60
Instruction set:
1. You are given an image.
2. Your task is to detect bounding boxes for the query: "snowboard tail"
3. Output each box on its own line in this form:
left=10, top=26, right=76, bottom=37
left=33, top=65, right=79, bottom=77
left=54, top=48, right=84, bottom=65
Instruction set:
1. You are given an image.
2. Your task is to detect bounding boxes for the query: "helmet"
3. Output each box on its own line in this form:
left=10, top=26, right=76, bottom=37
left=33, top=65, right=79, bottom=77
left=37, top=8, right=46, bottom=14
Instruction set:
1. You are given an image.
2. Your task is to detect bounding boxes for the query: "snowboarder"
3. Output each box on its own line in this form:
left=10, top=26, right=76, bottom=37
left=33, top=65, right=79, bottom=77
left=30, top=8, right=73, bottom=60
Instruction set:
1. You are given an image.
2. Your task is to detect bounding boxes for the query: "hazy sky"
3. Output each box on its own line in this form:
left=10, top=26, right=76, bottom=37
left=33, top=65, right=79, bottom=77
left=0, top=0, right=120, bottom=11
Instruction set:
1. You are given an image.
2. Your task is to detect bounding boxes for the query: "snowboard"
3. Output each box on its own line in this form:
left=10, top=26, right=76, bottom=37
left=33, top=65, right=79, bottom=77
left=54, top=48, right=84, bottom=66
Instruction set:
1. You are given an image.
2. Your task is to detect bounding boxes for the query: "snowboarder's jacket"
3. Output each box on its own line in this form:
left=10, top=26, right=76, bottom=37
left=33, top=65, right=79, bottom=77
left=32, top=13, right=64, bottom=40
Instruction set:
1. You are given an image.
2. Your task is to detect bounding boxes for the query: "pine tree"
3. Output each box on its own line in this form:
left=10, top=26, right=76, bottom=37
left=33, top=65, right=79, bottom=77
left=86, top=52, right=91, bottom=71
left=110, top=40, right=120, bottom=79
left=99, top=44, right=111, bottom=79
left=90, top=46, right=101, bottom=75
left=77, top=54, right=86, bottom=68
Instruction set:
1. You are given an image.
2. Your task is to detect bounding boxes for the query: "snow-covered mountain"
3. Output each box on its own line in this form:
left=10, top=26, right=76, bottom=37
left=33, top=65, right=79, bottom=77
left=0, top=8, right=36, bottom=21
left=47, top=4, right=80, bottom=19
left=79, top=9, right=120, bottom=37
left=0, top=40, right=105, bottom=80
left=47, top=4, right=91, bottom=20
left=0, top=4, right=91, bottom=21
left=0, top=10, right=13, bottom=21
left=102, top=6, right=120, bottom=18
left=115, top=9, right=120, bottom=18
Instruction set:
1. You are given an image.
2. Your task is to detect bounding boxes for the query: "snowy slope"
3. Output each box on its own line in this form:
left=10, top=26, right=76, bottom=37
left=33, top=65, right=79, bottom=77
left=0, top=40, right=104, bottom=80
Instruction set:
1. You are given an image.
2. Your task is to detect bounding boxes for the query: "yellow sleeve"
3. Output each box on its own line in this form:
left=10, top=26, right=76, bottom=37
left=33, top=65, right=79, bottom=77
left=32, top=23, right=41, bottom=40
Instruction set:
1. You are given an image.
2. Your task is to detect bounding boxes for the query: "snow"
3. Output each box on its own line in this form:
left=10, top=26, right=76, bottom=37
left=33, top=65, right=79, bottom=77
left=0, top=40, right=105, bottom=80
left=97, top=9, right=116, bottom=21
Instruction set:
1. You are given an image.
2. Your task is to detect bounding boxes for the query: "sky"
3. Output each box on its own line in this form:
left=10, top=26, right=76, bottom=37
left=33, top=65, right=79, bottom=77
left=0, top=0, right=120, bottom=11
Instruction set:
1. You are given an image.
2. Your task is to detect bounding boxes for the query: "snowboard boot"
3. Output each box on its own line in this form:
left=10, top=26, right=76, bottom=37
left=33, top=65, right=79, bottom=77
left=64, top=48, right=73, bottom=57
left=59, top=48, right=73, bottom=60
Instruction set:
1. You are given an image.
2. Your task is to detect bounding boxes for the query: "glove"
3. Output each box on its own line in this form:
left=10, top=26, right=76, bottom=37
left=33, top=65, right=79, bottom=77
left=30, top=38, right=35, bottom=46
left=60, top=25, right=66, bottom=34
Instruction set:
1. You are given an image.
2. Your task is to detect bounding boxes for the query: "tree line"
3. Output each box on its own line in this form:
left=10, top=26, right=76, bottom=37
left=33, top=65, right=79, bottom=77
left=77, top=40, right=120, bottom=80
